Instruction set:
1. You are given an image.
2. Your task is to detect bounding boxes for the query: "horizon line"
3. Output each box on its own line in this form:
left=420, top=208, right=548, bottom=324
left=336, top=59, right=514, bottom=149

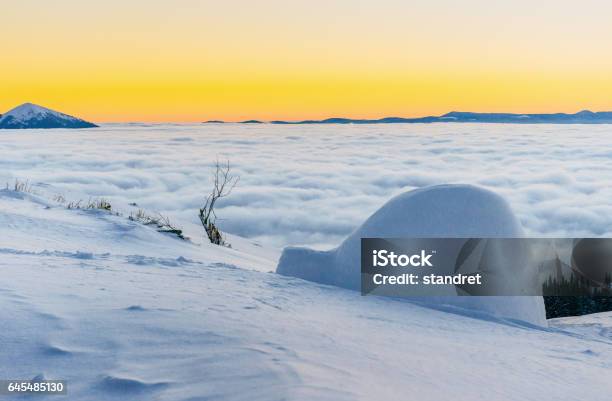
left=3, top=102, right=612, bottom=125
left=95, top=108, right=612, bottom=124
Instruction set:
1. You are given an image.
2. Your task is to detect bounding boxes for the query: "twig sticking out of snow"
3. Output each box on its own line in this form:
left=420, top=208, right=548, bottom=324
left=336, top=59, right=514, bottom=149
left=6, top=179, right=33, bottom=194
left=129, top=209, right=186, bottom=240
left=199, top=159, right=239, bottom=247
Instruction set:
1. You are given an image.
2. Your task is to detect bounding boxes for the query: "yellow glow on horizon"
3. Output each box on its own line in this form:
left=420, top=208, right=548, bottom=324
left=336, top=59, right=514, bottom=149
left=2, top=0, right=612, bottom=122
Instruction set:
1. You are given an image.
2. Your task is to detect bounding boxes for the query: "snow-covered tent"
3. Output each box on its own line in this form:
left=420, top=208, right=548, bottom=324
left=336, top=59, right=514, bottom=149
left=277, top=184, right=547, bottom=326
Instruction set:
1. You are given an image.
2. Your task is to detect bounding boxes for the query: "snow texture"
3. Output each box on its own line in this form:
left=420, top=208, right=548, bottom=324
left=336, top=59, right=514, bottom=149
left=1, top=189, right=611, bottom=400
left=277, top=184, right=547, bottom=326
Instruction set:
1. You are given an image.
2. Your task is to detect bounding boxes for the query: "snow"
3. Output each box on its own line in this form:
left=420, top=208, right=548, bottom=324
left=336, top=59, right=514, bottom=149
left=0, top=103, right=96, bottom=128
left=2, top=124, right=612, bottom=399
left=278, top=184, right=547, bottom=326
left=0, top=189, right=274, bottom=272
left=1, top=190, right=611, bottom=400
left=0, top=103, right=72, bottom=123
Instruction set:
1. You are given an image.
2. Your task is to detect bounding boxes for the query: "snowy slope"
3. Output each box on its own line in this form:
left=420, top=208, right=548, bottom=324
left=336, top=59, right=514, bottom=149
left=0, top=103, right=97, bottom=129
left=1, top=189, right=611, bottom=400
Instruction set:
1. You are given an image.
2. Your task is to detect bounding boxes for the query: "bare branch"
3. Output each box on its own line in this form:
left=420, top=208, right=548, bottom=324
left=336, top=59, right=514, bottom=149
left=199, top=158, right=239, bottom=246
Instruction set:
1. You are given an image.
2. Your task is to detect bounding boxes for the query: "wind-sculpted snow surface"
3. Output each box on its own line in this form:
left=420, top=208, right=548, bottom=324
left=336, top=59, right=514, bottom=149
left=1, top=188, right=611, bottom=400
left=277, top=185, right=547, bottom=326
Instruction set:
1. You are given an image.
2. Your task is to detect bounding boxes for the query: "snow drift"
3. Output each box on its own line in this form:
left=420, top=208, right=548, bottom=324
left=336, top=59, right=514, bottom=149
left=277, top=184, right=547, bottom=326
left=3, top=161, right=611, bottom=400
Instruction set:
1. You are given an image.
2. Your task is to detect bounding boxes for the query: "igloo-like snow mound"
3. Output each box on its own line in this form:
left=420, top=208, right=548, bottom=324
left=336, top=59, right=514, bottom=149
left=277, top=184, right=547, bottom=326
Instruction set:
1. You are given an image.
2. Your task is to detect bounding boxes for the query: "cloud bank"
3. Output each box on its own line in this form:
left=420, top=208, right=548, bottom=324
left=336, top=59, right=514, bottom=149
left=2, top=123, right=611, bottom=249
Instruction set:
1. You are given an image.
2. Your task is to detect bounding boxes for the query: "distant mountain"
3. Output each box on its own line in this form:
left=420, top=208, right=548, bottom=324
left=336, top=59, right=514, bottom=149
left=240, top=120, right=263, bottom=124
left=203, top=120, right=225, bottom=124
left=270, top=110, right=612, bottom=125
left=0, top=103, right=98, bottom=129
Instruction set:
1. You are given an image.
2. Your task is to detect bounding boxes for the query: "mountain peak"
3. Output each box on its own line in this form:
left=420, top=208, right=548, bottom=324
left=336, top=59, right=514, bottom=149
left=7, top=102, right=60, bottom=118
left=0, top=103, right=97, bottom=129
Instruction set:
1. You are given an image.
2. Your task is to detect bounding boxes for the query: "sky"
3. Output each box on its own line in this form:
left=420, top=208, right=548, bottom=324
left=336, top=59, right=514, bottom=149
left=2, top=0, right=612, bottom=122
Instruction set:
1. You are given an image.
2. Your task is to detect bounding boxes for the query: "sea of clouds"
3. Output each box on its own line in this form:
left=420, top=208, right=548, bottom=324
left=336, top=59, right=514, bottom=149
left=2, top=123, right=612, bottom=249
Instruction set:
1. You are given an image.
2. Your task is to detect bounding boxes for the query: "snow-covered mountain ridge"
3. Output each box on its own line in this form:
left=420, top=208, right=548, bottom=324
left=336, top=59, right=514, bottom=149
left=0, top=103, right=97, bottom=129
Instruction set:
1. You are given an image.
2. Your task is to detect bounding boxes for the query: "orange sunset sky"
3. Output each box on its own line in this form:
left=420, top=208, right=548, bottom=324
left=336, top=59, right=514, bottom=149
left=2, top=0, right=612, bottom=122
